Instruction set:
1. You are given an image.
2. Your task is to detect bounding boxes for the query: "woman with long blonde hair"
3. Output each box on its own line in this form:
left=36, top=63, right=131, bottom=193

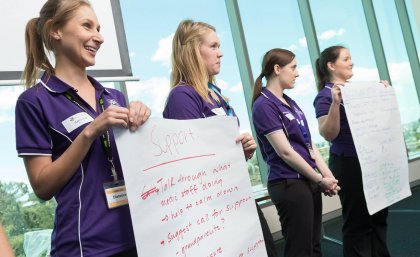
left=163, top=19, right=278, bottom=257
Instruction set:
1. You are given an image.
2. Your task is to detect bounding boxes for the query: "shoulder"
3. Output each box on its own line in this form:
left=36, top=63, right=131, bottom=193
left=166, top=84, right=203, bottom=106
left=169, top=84, right=200, bottom=98
left=16, top=83, right=47, bottom=107
left=314, top=88, right=332, bottom=104
left=252, top=94, right=275, bottom=113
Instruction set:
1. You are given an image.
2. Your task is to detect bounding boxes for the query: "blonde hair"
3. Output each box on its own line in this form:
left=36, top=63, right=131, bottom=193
left=22, top=0, right=91, bottom=88
left=171, top=19, right=216, bottom=103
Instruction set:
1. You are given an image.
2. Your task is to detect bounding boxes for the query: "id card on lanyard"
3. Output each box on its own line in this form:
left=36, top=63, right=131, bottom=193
left=63, top=92, right=128, bottom=209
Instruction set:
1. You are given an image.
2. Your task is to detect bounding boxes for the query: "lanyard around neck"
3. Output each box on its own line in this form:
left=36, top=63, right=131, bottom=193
left=64, top=92, right=119, bottom=182
left=208, top=83, right=234, bottom=117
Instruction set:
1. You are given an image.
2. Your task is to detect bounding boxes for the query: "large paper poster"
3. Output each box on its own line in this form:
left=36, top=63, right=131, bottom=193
left=341, top=82, right=411, bottom=214
left=114, top=116, right=267, bottom=257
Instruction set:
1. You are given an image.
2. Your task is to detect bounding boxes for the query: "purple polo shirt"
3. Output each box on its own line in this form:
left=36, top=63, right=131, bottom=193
left=252, top=88, right=316, bottom=182
left=163, top=83, right=236, bottom=119
left=313, top=82, right=357, bottom=157
left=15, top=74, right=135, bottom=257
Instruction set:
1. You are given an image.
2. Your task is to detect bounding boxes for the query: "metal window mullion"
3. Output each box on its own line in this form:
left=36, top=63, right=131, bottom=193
left=225, top=0, right=269, bottom=186
left=395, top=0, right=420, bottom=104
left=297, top=0, right=320, bottom=78
left=362, top=0, right=392, bottom=83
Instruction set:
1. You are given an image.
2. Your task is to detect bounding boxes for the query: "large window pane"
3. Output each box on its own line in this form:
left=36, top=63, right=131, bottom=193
left=238, top=0, right=329, bottom=160
left=120, top=0, right=263, bottom=187
left=310, top=0, right=380, bottom=81
left=373, top=0, right=420, bottom=159
left=0, top=85, right=56, bottom=256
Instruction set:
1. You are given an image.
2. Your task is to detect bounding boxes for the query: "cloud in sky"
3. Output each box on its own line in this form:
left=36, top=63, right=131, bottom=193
left=126, top=77, right=170, bottom=116
left=288, top=64, right=317, bottom=98
left=299, top=37, right=307, bottom=48
left=229, top=82, right=243, bottom=93
left=318, top=28, right=346, bottom=41
left=296, top=28, right=345, bottom=49
left=151, top=33, right=174, bottom=68
left=0, top=87, right=23, bottom=124
left=288, top=44, right=298, bottom=51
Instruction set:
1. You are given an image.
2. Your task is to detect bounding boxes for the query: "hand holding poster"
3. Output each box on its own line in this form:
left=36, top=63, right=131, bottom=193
left=341, top=82, right=411, bottom=214
left=114, top=116, right=267, bottom=257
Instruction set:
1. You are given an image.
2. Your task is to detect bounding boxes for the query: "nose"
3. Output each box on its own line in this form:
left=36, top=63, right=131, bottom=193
left=93, top=31, right=104, bottom=46
left=218, top=49, right=223, bottom=58
left=295, top=70, right=300, bottom=77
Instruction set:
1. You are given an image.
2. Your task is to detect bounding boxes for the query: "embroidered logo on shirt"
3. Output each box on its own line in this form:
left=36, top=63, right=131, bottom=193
left=108, top=99, right=119, bottom=106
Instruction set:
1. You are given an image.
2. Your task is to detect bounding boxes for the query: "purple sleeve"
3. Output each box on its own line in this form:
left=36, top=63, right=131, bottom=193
left=252, top=101, right=283, bottom=136
left=163, top=86, right=204, bottom=120
left=15, top=94, right=52, bottom=156
left=314, top=91, right=332, bottom=118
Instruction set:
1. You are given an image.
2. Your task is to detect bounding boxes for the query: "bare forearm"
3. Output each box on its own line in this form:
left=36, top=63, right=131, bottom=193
left=319, top=103, right=341, bottom=141
left=280, top=150, right=322, bottom=183
left=25, top=130, right=96, bottom=200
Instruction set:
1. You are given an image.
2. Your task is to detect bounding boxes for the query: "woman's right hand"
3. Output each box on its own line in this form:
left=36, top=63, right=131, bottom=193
left=331, top=83, right=343, bottom=106
left=84, top=105, right=130, bottom=139
left=318, top=176, right=339, bottom=191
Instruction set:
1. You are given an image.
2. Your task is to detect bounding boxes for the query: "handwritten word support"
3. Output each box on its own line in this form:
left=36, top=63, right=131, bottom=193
left=341, top=82, right=411, bottom=214
left=114, top=117, right=267, bottom=257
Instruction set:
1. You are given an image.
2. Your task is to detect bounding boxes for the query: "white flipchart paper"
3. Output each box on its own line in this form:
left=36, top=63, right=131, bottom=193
left=114, top=116, right=267, bottom=257
left=341, top=82, right=411, bottom=214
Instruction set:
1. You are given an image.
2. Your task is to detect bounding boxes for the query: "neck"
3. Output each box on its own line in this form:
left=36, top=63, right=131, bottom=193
left=266, top=80, right=285, bottom=100
left=330, top=76, right=347, bottom=84
left=55, top=62, right=90, bottom=90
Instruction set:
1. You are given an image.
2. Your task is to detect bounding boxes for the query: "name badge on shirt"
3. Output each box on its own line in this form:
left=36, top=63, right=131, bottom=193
left=284, top=113, right=295, bottom=121
left=62, top=112, right=94, bottom=133
left=103, top=180, right=128, bottom=209
left=211, top=107, right=227, bottom=116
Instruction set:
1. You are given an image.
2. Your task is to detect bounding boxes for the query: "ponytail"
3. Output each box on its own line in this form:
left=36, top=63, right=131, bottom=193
left=315, top=58, right=328, bottom=92
left=22, top=18, right=54, bottom=88
left=252, top=73, right=264, bottom=105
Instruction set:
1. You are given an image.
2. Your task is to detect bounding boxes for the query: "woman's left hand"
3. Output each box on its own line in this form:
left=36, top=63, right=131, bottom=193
left=128, top=101, right=151, bottom=131
left=236, top=132, right=257, bottom=160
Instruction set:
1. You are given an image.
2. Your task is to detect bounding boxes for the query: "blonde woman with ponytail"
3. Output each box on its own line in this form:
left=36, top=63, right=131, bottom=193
left=163, top=19, right=278, bottom=257
left=15, top=1, right=150, bottom=256
left=252, top=48, right=339, bottom=257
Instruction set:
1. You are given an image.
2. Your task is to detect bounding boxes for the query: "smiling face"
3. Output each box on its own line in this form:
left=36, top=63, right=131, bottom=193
left=277, top=58, right=299, bottom=89
left=52, top=5, right=104, bottom=69
left=328, top=48, right=353, bottom=82
left=199, top=29, right=223, bottom=76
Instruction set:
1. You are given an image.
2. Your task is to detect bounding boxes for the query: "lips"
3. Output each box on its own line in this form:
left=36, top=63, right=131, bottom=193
left=85, top=46, right=98, bottom=54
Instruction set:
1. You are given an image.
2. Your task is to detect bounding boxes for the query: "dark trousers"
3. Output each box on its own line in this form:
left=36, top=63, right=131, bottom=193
left=110, top=248, right=137, bottom=257
left=329, top=154, right=391, bottom=257
left=268, top=179, right=322, bottom=257
left=256, top=201, right=278, bottom=257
